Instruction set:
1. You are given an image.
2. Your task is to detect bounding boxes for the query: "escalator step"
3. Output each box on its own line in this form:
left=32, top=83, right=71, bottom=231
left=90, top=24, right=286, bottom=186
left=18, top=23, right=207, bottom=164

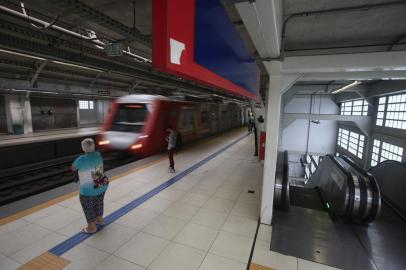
left=290, top=186, right=326, bottom=211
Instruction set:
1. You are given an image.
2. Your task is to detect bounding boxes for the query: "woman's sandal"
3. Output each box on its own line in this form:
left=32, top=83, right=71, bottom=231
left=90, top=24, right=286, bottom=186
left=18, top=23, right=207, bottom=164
left=82, top=227, right=97, bottom=234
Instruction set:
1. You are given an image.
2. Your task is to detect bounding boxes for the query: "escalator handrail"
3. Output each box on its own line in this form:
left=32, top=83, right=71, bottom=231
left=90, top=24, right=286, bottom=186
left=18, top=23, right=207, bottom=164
left=341, top=155, right=381, bottom=223
left=369, top=159, right=406, bottom=171
left=368, top=159, right=406, bottom=222
left=282, top=151, right=290, bottom=210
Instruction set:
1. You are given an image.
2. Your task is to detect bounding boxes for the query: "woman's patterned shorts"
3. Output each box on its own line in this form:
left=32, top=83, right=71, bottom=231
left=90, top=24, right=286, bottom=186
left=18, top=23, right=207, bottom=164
left=79, top=192, right=105, bottom=223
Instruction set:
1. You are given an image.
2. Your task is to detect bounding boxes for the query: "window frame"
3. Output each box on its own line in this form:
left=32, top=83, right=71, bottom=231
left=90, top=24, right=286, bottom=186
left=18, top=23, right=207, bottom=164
left=340, top=99, right=368, bottom=116
left=337, top=127, right=365, bottom=159
left=370, top=139, right=403, bottom=166
left=79, top=100, right=95, bottom=110
left=375, top=93, right=406, bottom=130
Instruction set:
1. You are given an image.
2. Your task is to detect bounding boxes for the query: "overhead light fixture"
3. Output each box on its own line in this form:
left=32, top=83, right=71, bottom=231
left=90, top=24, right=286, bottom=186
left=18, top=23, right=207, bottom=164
left=0, top=48, right=46, bottom=61
left=332, top=81, right=361, bottom=94
left=11, top=88, right=59, bottom=94
left=51, top=60, right=103, bottom=72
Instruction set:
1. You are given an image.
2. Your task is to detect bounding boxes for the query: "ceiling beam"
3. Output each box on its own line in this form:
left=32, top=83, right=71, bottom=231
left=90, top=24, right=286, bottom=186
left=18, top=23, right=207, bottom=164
left=30, top=61, right=47, bottom=87
left=48, top=0, right=151, bottom=47
left=236, top=0, right=282, bottom=58
left=277, top=51, right=406, bottom=74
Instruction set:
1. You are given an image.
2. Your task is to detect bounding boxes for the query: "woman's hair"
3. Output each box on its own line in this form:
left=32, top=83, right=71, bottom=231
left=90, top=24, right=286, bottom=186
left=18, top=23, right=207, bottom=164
left=81, top=138, right=95, bottom=153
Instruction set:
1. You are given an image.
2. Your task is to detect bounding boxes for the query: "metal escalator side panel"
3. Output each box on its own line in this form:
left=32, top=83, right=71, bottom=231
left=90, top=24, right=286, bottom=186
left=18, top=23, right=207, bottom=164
left=342, top=155, right=382, bottom=223
left=351, top=174, right=362, bottom=219
left=369, top=161, right=404, bottom=220
left=306, top=155, right=352, bottom=218
left=274, top=151, right=290, bottom=210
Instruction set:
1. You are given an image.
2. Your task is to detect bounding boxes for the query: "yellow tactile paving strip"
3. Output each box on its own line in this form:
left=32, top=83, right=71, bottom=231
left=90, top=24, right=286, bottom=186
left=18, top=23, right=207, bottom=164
left=17, top=252, right=70, bottom=270
left=0, top=156, right=166, bottom=226
left=250, top=263, right=276, bottom=270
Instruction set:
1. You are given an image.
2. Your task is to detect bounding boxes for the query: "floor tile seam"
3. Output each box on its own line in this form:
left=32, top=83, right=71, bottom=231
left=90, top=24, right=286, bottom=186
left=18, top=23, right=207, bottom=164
left=80, top=234, right=141, bottom=260
left=143, top=234, right=172, bottom=269
left=202, top=196, right=237, bottom=265
left=0, top=252, right=21, bottom=265
left=138, top=153, right=241, bottom=244
left=205, top=251, right=249, bottom=267
left=3, top=226, right=66, bottom=259
left=147, top=239, right=208, bottom=270
left=157, top=182, right=232, bottom=250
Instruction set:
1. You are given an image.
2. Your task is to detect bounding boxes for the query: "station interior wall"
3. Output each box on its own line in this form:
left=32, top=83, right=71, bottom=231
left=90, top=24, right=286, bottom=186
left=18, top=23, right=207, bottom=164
left=0, top=93, right=113, bottom=134
left=280, top=94, right=339, bottom=155
left=79, top=100, right=111, bottom=127
left=0, top=95, right=6, bottom=133
left=31, top=97, right=77, bottom=131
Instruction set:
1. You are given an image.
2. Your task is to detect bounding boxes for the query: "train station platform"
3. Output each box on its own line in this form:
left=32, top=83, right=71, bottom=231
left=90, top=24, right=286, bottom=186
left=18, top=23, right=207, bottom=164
left=0, top=129, right=340, bottom=270
left=0, top=127, right=101, bottom=148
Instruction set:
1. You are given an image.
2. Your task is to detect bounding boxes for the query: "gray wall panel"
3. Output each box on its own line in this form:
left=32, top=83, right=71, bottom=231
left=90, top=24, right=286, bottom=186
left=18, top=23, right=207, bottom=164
left=0, top=95, right=6, bottom=133
left=31, top=97, right=77, bottom=131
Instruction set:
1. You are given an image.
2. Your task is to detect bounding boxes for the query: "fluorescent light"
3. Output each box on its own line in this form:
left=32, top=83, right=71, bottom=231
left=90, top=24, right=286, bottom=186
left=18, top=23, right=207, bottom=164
left=0, top=48, right=46, bottom=61
left=332, top=81, right=361, bottom=94
left=51, top=60, right=103, bottom=72
left=11, top=89, right=30, bottom=93
left=11, top=89, right=59, bottom=94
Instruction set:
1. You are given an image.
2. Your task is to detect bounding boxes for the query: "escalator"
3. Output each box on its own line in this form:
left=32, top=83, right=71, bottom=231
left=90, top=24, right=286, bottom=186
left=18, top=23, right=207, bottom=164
left=274, top=152, right=381, bottom=224
left=271, top=152, right=405, bottom=270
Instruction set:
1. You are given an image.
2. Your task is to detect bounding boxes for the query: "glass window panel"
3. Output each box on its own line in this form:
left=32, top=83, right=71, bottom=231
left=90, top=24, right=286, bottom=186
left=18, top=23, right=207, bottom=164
left=79, top=100, right=89, bottom=110
left=379, top=97, right=386, bottom=104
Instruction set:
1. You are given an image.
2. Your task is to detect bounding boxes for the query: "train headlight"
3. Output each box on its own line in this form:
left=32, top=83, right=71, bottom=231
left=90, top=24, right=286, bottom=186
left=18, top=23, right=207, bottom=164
left=98, top=140, right=110, bottom=146
left=131, top=143, right=143, bottom=149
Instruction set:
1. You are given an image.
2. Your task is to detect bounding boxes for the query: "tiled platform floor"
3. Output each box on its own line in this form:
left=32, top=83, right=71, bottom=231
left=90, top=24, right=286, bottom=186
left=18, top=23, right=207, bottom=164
left=0, top=129, right=343, bottom=270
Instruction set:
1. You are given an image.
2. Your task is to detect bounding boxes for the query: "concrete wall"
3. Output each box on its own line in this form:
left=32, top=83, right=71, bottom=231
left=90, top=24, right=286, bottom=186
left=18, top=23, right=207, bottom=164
left=281, top=95, right=339, bottom=155
left=4, top=95, right=25, bottom=134
left=0, top=95, right=7, bottom=133
left=79, top=100, right=111, bottom=126
left=31, top=97, right=77, bottom=131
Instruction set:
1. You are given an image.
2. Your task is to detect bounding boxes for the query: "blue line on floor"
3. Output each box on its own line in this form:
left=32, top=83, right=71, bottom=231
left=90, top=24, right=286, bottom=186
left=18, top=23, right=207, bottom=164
left=49, top=132, right=250, bottom=256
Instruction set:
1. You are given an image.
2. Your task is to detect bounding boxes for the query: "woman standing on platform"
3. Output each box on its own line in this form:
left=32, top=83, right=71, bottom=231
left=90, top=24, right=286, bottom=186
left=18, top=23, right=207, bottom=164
left=72, top=138, right=109, bottom=234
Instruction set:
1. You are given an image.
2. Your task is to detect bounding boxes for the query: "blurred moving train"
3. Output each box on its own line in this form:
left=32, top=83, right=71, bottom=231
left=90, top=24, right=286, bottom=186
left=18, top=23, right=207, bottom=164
left=97, top=95, right=248, bottom=156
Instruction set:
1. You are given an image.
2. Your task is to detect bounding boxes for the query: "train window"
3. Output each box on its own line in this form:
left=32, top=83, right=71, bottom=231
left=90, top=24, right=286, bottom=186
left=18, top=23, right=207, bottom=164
left=371, top=139, right=403, bottom=166
left=201, top=111, right=210, bottom=129
left=181, top=109, right=195, bottom=133
left=110, top=103, right=147, bottom=133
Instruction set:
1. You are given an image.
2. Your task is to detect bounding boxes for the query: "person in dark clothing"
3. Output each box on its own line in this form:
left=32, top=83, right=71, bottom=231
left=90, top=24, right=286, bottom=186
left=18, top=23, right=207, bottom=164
left=253, top=123, right=258, bottom=156
left=165, top=126, right=177, bottom=173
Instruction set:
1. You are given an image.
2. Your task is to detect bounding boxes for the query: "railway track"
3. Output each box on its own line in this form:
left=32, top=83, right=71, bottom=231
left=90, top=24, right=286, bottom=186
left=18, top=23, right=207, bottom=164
left=0, top=152, right=137, bottom=206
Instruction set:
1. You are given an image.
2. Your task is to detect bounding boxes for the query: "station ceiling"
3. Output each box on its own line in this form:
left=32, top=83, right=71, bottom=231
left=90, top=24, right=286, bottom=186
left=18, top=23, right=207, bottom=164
left=0, top=0, right=405, bottom=101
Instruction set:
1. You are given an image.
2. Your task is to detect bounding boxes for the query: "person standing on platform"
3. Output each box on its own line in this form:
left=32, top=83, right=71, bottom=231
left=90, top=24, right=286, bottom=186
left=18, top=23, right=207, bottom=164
left=166, top=125, right=177, bottom=173
left=72, top=138, right=109, bottom=234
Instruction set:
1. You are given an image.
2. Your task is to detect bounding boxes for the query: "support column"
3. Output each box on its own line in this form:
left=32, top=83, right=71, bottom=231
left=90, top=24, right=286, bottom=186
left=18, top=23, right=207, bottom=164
left=22, top=96, right=33, bottom=134
left=261, top=73, right=301, bottom=224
